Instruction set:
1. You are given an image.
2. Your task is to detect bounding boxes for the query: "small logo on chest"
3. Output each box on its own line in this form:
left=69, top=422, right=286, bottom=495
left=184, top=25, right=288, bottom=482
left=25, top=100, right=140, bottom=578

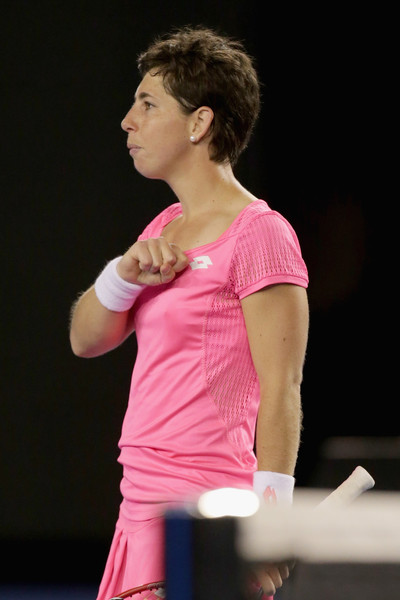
left=189, top=255, right=213, bottom=270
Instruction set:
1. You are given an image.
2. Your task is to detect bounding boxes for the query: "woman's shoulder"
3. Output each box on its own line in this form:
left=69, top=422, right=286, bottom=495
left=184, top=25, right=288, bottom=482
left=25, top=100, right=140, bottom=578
left=234, top=199, right=295, bottom=229
left=229, top=199, right=302, bottom=250
left=229, top=199, right=272, bottom=232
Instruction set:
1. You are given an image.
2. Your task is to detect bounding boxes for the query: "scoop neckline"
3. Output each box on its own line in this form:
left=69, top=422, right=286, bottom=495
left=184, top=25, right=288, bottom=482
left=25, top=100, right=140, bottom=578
left=160, top=199, right=267, bottom=254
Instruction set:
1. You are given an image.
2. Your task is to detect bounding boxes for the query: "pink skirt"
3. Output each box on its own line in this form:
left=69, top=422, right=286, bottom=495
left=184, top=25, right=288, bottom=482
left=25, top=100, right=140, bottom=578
left=96, top=510, right=273, bottom=600
left=96, top=513, right=165, bottom=600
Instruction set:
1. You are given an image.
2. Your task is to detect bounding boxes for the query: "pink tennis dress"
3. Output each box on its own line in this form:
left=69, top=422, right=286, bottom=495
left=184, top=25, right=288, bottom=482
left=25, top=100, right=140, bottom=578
left=96, top=199, right=308, bottom=599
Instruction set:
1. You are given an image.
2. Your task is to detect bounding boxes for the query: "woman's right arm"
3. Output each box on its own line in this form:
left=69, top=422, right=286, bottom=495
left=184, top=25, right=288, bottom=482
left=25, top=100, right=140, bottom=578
left=69, top=286, right=136, bottom=358
left=69, top=237, right=188, bottom=358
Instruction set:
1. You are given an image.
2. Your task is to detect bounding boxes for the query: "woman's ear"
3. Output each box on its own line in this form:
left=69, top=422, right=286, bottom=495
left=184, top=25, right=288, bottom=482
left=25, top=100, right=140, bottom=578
left=190, top=106, right=214, bottom=142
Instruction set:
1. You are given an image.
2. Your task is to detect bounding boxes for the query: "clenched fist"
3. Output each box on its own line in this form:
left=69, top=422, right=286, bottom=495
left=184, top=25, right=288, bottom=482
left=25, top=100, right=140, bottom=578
left=117, top=236, right=189, bottom=286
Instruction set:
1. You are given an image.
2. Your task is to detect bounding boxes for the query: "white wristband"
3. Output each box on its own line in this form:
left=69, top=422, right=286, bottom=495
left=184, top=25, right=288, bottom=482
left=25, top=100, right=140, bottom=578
left=94, top=256, right=144, bottom=312
left=253, top=471, right=295, bottom=505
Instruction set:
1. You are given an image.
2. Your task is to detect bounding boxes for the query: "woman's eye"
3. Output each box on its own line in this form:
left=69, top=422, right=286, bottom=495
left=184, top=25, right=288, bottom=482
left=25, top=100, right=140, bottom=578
left=144, top=101, right=154, bottom=110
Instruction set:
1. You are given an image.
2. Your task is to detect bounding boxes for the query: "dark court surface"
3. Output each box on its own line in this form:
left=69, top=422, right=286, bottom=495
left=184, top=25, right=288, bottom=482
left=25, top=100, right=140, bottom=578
left=0, top=585, right=98, bottom=599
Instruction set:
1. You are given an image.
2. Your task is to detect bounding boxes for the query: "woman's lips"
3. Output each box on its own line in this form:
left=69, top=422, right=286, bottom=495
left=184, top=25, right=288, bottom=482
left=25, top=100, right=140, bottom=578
left=128, top=144, right=141, bottom=156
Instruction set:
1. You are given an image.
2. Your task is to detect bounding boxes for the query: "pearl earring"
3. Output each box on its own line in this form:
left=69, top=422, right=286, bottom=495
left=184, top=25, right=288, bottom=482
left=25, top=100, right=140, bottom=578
left=190, top=135, right=196, bottom=143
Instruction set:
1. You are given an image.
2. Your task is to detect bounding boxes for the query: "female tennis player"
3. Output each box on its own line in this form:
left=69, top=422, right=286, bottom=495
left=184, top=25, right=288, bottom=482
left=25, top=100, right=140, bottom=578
left=69, top=26, right=309, bottom=599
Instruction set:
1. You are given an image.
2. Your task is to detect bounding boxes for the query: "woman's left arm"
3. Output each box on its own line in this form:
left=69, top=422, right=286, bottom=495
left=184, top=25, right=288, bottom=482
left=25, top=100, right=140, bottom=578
left=241, top=283, right=309, bottom=476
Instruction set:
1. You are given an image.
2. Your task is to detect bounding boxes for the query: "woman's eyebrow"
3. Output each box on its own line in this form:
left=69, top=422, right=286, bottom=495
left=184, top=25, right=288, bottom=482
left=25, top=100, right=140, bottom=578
left=135, top=91, right=157, bottom=101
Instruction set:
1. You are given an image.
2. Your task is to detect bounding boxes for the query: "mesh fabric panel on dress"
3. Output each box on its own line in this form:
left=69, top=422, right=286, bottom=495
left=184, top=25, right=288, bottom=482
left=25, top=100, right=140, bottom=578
left=203, top=285, right=258, bottom=449
left=203, top=211, right=306, bottom=450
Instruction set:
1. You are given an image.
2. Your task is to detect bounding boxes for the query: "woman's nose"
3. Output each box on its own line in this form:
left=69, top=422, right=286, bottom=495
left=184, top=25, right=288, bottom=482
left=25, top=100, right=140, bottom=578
left=121, top=107, right=137, bottom=132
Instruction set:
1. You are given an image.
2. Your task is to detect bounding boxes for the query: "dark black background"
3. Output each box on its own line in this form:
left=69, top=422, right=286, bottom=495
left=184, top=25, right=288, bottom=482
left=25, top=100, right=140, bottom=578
left=2, top=0, right=391, bottom=585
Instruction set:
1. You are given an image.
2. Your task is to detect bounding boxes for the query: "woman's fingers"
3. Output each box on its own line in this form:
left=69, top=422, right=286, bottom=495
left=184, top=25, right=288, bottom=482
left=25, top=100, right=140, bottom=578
left=253, top=561, right=291, bottom=597
left=118, top=237, right=189, bottom=285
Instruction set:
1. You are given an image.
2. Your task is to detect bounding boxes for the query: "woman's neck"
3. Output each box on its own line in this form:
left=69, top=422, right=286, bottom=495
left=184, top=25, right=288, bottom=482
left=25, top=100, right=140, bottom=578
left=167, top=160, right=256, bottom=219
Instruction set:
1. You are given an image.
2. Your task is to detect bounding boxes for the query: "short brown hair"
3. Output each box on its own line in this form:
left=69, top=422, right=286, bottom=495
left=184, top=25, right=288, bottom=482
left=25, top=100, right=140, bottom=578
left=137, top=26, right=261, bottom=166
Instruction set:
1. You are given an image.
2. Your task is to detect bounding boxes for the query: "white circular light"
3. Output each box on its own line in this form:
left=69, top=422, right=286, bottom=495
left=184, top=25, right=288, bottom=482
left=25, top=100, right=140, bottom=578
left=197, top=487, right=260, bottom=518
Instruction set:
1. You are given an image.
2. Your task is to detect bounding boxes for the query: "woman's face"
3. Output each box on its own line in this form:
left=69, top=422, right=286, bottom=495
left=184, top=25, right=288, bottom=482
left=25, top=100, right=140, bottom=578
left=121, top=72, right=193, bottom=181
